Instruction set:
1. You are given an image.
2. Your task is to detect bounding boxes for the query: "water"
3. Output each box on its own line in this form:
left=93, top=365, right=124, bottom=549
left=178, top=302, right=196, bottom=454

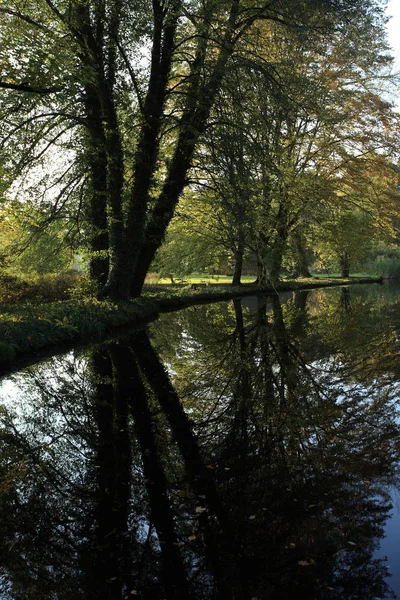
left=1, top=283, right=400, bottom=599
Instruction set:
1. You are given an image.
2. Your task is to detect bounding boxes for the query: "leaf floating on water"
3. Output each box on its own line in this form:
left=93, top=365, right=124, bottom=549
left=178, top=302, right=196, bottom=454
left=298, top=558, right=316, bottom=566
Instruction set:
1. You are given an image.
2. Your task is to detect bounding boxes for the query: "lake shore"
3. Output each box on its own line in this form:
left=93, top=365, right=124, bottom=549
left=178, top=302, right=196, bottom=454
left=0, top=275, right=382, bottom=375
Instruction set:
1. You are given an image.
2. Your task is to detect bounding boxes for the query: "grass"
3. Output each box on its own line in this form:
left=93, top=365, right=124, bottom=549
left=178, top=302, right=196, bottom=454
left=151, top=275, right=256, bottom=285
left=145, top=274, right=382, bottom=312
left=309, top=272, right=373, bottom=279
left=362, top=258, right=400, bottom=279
left=0, top=297, right=158, bottom=371
left=150, top=272, right=376, bottom=285
left=0, top=271, right=382, bottom=370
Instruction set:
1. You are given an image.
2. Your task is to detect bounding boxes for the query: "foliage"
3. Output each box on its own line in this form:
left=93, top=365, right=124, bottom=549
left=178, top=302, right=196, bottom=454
left=359, top=245, right=400, bottom=278
left=1, top=0, right=398, bottom=299
left=0, top=202, right=76, bottom=274
left=0, top=297, right=159, bottom=368
left=313, top=209, right=379, bottom=275
left=0, top=273, right=79, bottom=304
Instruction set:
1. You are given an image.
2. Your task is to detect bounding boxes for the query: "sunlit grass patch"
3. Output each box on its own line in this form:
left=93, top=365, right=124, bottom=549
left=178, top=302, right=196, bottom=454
left=155, top=275, right=256, bottom=285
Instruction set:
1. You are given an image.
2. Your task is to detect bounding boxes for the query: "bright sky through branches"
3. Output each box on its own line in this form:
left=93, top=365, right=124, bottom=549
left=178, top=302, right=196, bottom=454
left=386, top=0, right=400, bottom=107
left=386, top=0, right=400, bottom=63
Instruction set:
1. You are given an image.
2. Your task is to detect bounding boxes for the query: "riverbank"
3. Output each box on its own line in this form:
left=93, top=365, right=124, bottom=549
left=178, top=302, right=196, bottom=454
left=0, top=275, right=382, bottom=374
left=150, top=275, right=382, bottom=311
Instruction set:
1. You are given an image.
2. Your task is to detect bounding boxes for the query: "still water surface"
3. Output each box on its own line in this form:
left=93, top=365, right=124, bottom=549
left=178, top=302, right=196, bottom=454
left=1, top=283, right=400, bottom=599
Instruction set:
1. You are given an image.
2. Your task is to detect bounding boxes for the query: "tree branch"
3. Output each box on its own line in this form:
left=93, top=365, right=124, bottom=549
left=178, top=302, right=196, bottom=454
left=0, top=81, right=61, bottom=94
left=117, top=40, right=145, bottom=114
left=0, top=8, right=53, bottom=33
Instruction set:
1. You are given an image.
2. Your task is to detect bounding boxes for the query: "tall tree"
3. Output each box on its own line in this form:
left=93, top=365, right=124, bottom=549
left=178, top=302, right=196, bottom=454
left=0, top=0, right=395, bottom=298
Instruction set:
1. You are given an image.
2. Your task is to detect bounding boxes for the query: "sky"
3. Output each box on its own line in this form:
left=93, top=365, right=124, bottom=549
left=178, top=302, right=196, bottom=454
left=385, top=0, right=400, bottom=107
left=386, top=0, right=400, bottom=65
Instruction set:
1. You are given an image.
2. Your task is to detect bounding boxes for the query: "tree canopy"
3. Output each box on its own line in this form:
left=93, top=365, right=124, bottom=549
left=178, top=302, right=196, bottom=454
left=0, top=0, right=399, bottom=297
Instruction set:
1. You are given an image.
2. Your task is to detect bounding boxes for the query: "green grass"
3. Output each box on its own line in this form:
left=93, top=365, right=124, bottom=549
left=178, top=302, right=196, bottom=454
left=308, top=272, right=373, bottom=279
left=361, top=258, right=400, bottom=279
left=0, top=297, right=159, bottom=369
left=155, top=275, right=256, bottom=284
left=0, top=271, right=381, bottom=369
left=151, top=273, right=377, bottom=285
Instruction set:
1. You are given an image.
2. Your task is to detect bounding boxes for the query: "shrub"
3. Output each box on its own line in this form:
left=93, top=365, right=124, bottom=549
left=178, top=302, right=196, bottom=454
left=0, top=273, right=80, bottom=303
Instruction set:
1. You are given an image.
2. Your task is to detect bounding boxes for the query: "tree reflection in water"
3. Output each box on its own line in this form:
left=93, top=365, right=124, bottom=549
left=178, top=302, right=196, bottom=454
left=0, top=286, right=399, bottom=599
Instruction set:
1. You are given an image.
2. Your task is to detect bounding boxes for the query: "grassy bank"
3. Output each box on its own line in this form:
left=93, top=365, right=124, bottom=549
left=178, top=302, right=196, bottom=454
left=0, top=297, right=159, bottom=373
left=145, top=275, right=382, bottom=310
left=0, top=274, right=382, bottom=373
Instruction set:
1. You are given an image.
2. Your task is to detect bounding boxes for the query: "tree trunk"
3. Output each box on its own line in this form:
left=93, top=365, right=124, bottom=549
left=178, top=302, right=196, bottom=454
left=129, top=3, right=241, bottom=298
left=340, top=253, right=350, bottom=278
left=82, top=49, right=110, bottom=288
left=269, top=229, right=287, bottom=284
left=232, top=228, right=245, bottom=286
left=291, top=230, right=311, bottom=278
left=256, top=257, right=269, bottom=286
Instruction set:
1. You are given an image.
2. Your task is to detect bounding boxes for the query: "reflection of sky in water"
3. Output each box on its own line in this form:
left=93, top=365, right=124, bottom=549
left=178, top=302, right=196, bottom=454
left=0, top=378, right=20, bottom=403
left=377, top=491, right=400, bottom=598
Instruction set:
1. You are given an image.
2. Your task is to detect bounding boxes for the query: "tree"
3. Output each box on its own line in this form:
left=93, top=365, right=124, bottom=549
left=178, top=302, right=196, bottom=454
left=0, top=200, right=74, bottom=274
left=1, top=0, right=393, bottom=299
left=162, top=4, right=400, bottom=285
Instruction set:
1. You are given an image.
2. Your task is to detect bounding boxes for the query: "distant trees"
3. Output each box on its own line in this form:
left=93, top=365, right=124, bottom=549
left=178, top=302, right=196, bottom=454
left=0, top=0, right=399, bottom=295
left=157, top=4, right=400, bottom=283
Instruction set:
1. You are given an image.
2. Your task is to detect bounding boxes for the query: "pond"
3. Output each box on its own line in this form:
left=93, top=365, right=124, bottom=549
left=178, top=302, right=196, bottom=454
left=1, top=283, right=400, bottom=599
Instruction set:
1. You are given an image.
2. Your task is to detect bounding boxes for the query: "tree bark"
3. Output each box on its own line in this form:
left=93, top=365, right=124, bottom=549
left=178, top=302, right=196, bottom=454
left=340, top=252, right=350, bottom=278
left=232, top=227, right=245, bottom=286
left=129, top=0, right=241, bottom=298
left=291, top=229, right=311, bottom=278
left=84, top=89, right=109, bottom=288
